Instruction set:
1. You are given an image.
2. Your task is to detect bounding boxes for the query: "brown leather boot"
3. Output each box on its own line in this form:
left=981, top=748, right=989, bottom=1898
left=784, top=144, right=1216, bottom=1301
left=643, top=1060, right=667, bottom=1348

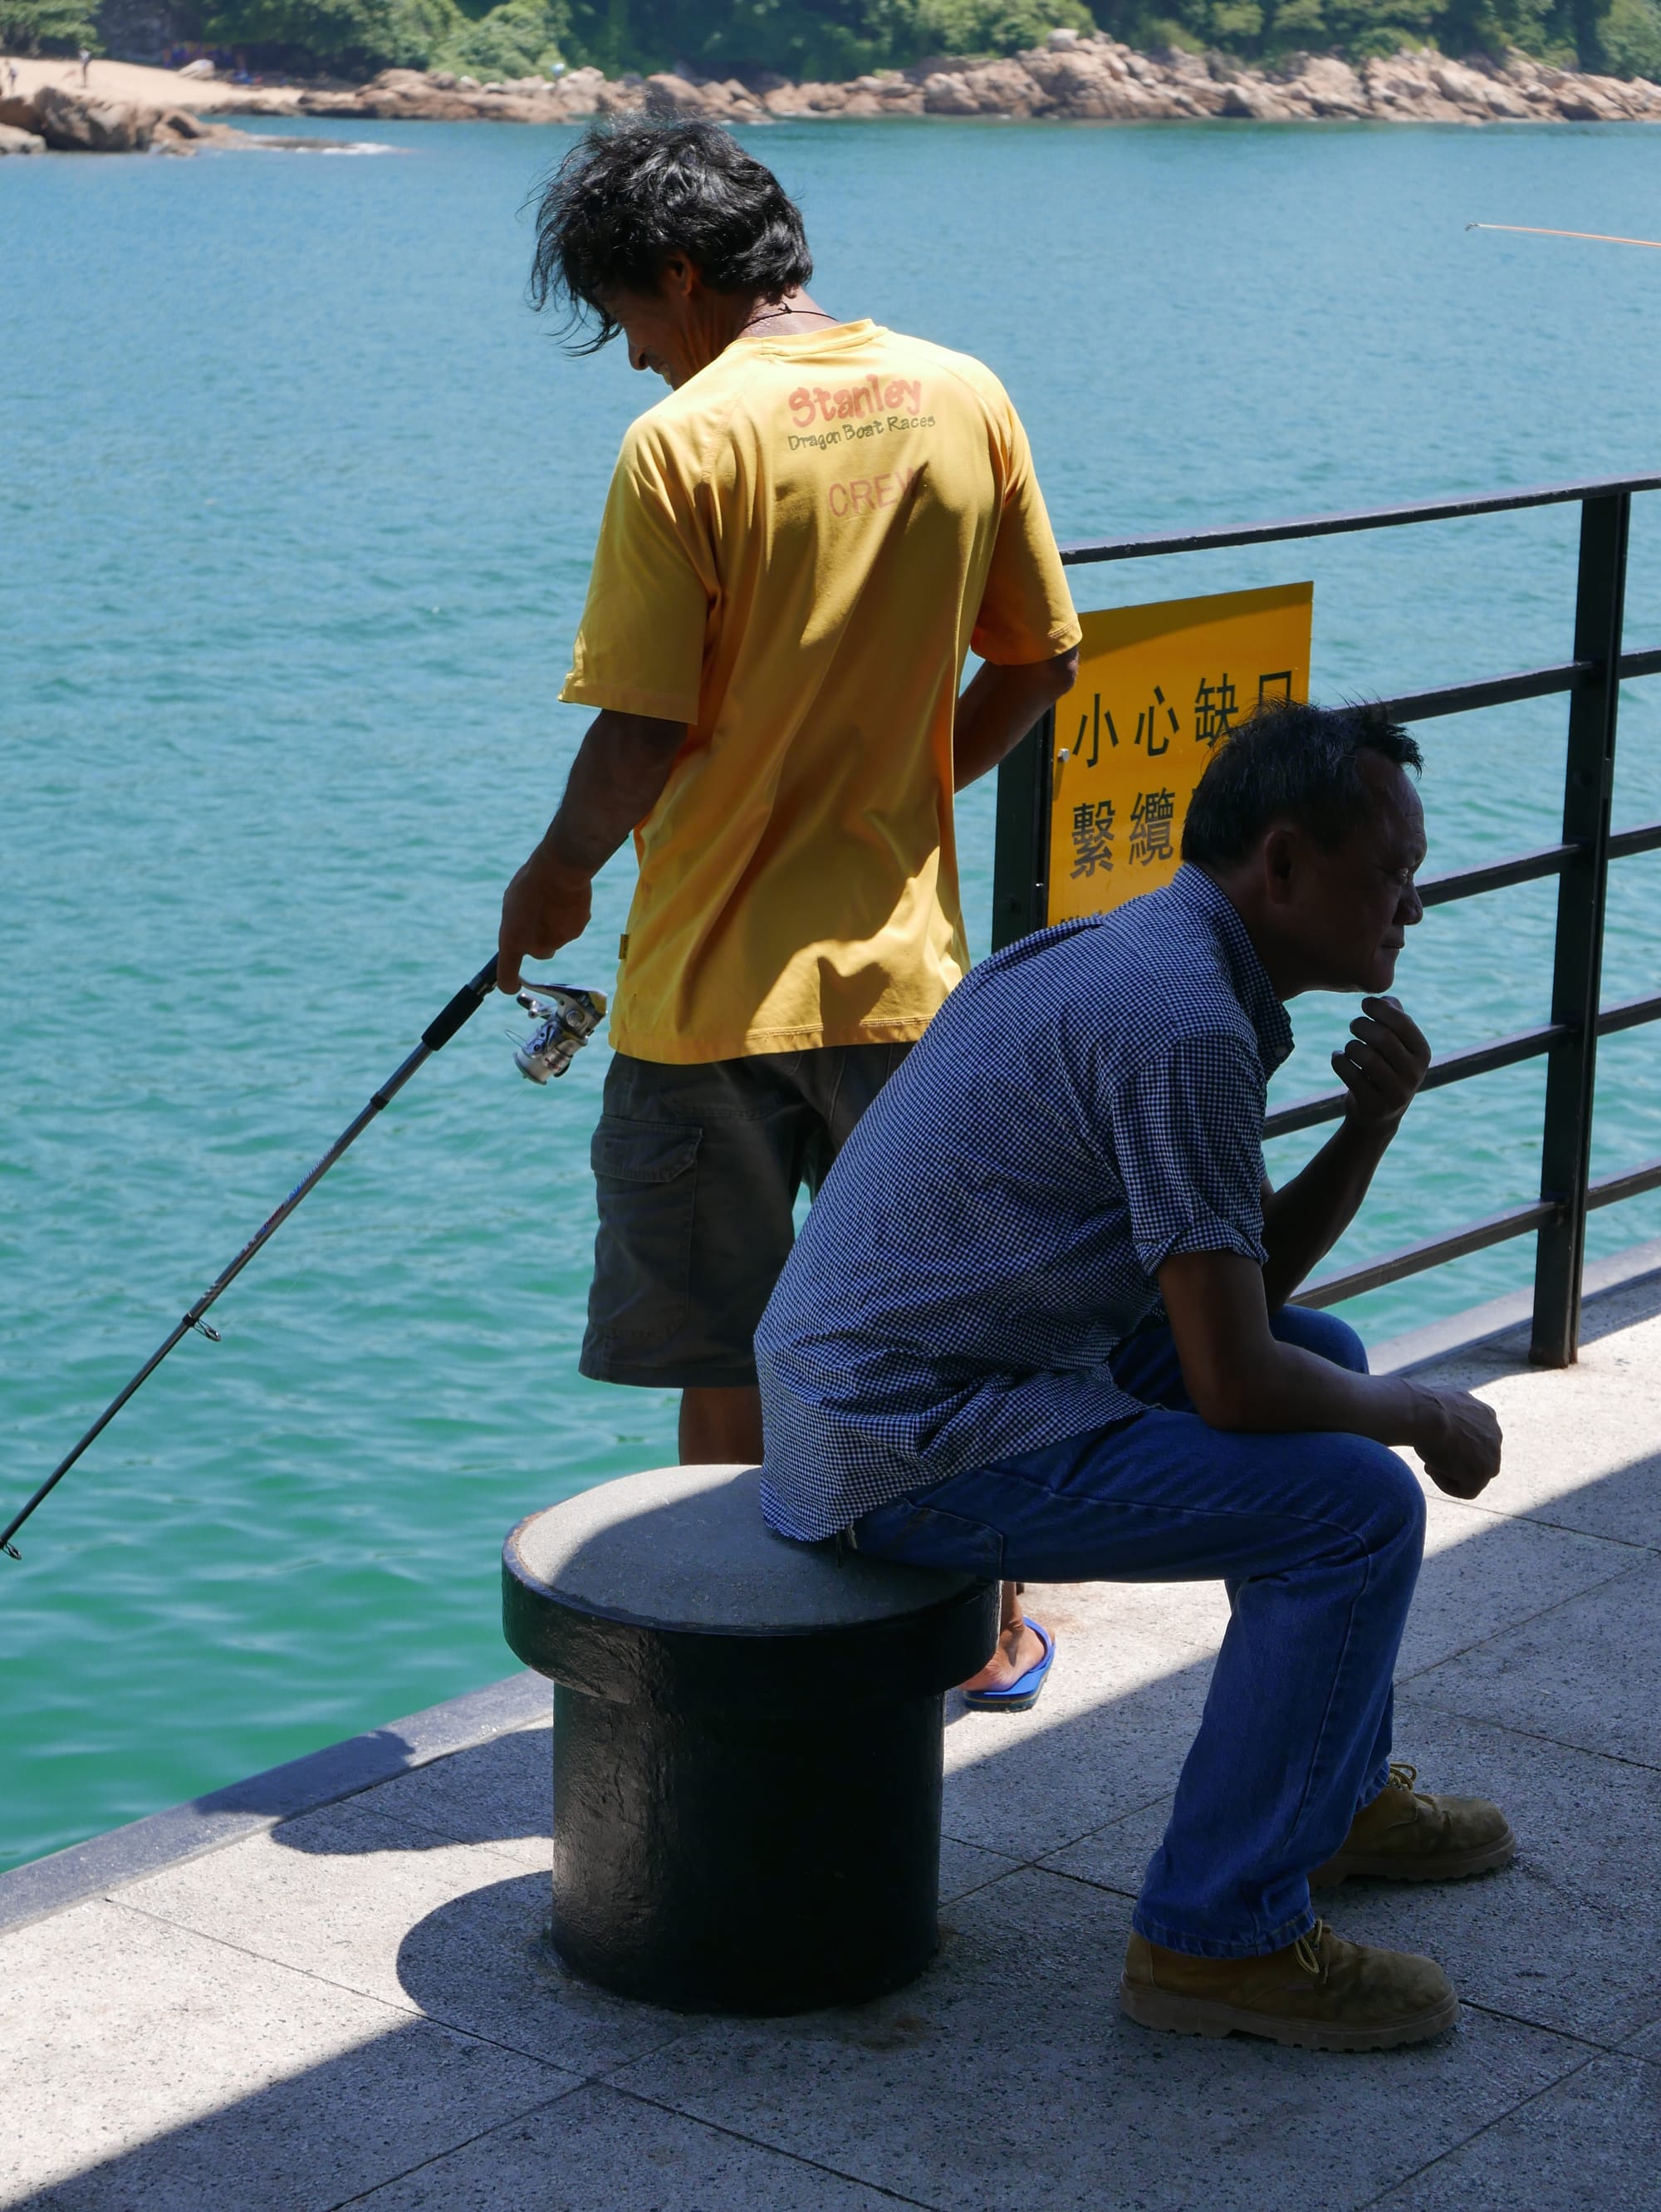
left=1310, top=1763, right=1516, bottom=1887
left=1120, top=1920, right=1457, bottom=2052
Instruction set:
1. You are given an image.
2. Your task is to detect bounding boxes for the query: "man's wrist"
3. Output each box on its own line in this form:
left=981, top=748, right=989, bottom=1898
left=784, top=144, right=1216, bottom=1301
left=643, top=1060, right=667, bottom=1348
left=536, top=817, right=601, bottom=885
left=1397, top=1377, right=1446, bottom=1454
left=1340, top=1101, right=1408, bottom=1146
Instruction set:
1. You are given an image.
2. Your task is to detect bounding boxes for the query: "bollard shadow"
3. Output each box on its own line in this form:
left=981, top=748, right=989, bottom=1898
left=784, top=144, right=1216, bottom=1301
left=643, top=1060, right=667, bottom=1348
left=265, top=1724, right=555, bottom=1858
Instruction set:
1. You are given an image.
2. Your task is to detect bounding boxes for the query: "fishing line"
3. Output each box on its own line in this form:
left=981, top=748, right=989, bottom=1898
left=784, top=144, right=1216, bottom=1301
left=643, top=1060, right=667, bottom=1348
left=2, top=963, right=605, bottom=1561
left=1467, top=222, right=1661, bottom=250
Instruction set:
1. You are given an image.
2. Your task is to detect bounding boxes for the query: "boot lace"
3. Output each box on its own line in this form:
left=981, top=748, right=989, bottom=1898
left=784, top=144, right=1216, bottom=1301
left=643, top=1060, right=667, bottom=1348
left=1387, top=1760, right=1435, bottom=1809
left=1293, top=1921, right=1329, bottom=1979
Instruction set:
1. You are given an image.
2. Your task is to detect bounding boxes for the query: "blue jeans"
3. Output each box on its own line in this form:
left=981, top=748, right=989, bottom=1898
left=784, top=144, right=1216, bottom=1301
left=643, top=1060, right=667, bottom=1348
left=850, top=1307, right=1425, bottom=1959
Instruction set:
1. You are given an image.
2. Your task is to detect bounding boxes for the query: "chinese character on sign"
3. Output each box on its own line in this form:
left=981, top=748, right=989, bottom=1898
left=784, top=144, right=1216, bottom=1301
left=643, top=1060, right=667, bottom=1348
left=1071, top=798, right=1115, bottom=878
left=1128, top=788, right=1176, bottom=866
left=1072, top=692, right=1120, bottom=768
left=1193, top=674, right=1238, bottom=749
left=1135, top=684, right=1179, bottom=756
left=1257, top=670, right=1292, bottom=704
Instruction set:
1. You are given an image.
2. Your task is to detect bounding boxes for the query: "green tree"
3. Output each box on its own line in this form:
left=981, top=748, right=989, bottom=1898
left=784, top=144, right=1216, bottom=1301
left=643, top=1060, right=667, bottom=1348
left=2, top=0, right=100, bottom=52
left=431, top=0, right=569, bottom=73
left=1592, top=0, right=1661, bottom=71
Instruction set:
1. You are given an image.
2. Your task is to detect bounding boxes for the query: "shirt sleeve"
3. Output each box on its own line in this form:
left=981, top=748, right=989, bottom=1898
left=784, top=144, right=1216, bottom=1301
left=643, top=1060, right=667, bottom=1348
left=969, top=399, right=1082, bottom=666
left=559, top=419, right=713, bottom=723
left=1109, top=1032, right=1269, bottom=1277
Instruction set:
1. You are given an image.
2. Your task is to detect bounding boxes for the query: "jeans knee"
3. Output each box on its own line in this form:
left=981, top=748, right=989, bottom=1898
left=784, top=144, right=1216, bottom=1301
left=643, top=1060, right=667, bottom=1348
left=1272, top=1306, right=1369, bottom=1375
left=1367, top=1444, right=1427, bottom=1560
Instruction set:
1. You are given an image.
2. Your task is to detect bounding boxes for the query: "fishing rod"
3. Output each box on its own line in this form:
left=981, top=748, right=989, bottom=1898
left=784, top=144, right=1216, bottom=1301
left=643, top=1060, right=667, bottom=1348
left=1467, top=222, right=1661, bottom=250
left=1, top=960, right=606, bottom=1561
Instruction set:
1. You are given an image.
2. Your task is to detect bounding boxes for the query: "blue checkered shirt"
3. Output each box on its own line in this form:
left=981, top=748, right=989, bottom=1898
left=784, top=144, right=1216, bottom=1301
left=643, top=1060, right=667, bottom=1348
left=757, top=866, right=1295, bottom=1542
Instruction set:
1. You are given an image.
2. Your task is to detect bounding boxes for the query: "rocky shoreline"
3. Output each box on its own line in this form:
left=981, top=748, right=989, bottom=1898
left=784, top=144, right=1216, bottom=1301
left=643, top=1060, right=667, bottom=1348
left=5, top=32, right=1661, bottom=154
left=292, top=36, right=1661, bottom=129
left=0, top=83, right=257, bottom=153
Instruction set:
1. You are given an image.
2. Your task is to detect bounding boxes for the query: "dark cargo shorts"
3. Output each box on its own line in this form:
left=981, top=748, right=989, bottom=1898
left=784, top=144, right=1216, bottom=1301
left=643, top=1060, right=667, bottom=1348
left=580, top=1042, right=911, bottom=1389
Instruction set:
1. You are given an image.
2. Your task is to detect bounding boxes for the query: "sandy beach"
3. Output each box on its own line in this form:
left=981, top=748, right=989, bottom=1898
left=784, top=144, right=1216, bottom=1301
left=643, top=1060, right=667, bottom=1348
left=1, top=53, right=299, bottom=112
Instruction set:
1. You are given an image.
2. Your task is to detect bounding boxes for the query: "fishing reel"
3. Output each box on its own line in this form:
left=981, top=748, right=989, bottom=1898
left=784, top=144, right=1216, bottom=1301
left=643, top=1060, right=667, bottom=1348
left=512, top=983, right=607, bottom=1083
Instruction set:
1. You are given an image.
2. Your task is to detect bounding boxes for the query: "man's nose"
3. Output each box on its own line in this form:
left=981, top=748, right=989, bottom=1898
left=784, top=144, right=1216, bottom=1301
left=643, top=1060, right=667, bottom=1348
left=1400, top=881, right=1424, bottom=927
left=630, top=343, right=649, bottom=374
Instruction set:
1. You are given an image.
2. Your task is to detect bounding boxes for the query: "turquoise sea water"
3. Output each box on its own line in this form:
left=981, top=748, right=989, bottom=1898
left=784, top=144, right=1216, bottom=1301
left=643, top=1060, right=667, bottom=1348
left=4, top=114, right=1660, bottom=1872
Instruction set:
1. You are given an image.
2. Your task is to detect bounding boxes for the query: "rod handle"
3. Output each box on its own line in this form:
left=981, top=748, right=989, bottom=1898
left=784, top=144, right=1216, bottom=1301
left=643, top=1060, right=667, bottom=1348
left=422, top=956, right=499, bottom=1052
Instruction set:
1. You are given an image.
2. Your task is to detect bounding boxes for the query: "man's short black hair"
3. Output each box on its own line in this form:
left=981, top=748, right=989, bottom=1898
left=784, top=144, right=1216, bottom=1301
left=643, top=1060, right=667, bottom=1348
left=1181, top=697, right=1423, bottom=868
left=527, top=118, right=813, bottom=351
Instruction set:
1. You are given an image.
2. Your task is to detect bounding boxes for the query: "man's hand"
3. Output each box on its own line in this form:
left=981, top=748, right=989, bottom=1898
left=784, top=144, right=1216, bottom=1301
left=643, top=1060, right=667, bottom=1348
left=1331, top=996, right=1431, bottom=1133
left=497, top=845, right=592, bottom=995
left=1407, top=1383, right=1503, bottom=1500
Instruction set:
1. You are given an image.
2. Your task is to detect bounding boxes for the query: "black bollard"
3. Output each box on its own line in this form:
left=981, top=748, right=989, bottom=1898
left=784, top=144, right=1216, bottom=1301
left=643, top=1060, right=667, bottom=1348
left=502, top=1464, right=997, bottom=2016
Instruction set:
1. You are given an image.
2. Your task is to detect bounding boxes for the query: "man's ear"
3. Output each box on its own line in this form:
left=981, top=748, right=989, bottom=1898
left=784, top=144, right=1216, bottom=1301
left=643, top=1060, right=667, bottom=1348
left=658, top=253, right=701, bottom=303
left=1261, top=823, right=1298, bottom=907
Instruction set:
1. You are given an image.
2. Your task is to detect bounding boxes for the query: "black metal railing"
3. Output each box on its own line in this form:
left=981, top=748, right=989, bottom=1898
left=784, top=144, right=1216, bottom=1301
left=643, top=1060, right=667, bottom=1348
left=991, top=471, right=1661, bottom=1366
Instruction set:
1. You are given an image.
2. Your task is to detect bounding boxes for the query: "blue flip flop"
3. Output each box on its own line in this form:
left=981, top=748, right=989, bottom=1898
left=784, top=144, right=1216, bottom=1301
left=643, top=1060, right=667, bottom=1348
left=962, top=1617, right=1056, bottom=1713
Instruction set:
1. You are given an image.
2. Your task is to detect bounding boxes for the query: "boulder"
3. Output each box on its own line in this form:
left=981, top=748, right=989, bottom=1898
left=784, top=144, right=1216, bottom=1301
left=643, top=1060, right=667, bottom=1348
left=556, top=66, right=605, bottom=115
left=0, top=120, right=45, bottom=153
left=1219, top=77, right=1301, bottom=119
left=33, top=86, right=154, bottom=152
left=958, top=58, right=1047, bottom=113
left=149, top=107, right=247, bottom=151
left=644, top=71, right=703, bottom=112
left=1286, top=54, right=1369, bottom=115
left=0, top=91, right=41, bottom=130
left=1360, top=53, right=1470, bottom=120
left=1024, top=47, right=1168, bottom=115
left=921, top=69, right=981, bottom=114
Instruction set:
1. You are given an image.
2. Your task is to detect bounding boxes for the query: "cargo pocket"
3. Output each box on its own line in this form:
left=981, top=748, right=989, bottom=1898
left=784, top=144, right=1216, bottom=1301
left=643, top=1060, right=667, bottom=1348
left=586, top=1115, right=703, bottom=1349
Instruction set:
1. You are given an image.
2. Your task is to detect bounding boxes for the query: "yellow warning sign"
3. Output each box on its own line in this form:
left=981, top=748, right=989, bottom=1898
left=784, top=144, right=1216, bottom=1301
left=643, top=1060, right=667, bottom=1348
left=1047, top=581, right=1313, bottom=924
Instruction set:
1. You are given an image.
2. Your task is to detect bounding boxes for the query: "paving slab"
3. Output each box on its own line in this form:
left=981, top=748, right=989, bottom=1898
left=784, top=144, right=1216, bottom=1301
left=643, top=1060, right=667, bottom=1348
left=1368, top=2051, right=1661, bottom=2210
left=1401, top=1493, right=1639, bottom=1675
left=938, top=1837, right=1023, bottom=1903
left=1394, top=1299, right=1661, bottom=1552
left=1044, top=1697, right=1661, bottom=2046
left=1407, top=1553, right=1661, bottom=1768
left=116, top=1796, right=692, bottom=2077
left=612, top=1866, right=1586, bottom=2212
left=349, top=2080, right=908, bottom=2210
left=352, top=1723, right=553, bottom=1871
left=0, top=1896, right=572, bottom=2212
left=938, top=1578, right=1222, bottom=1857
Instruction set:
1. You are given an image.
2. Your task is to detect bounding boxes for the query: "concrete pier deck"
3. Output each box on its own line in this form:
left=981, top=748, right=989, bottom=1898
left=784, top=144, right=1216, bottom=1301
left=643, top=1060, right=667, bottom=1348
left=5, top=1268, right=1661, bottom=2211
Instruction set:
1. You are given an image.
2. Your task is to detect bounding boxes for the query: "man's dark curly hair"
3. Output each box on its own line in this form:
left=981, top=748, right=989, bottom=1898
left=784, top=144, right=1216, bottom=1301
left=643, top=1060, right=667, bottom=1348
left=527, top=117, right=814, bottom=351
left=1182, top=697, right=1423, bottom=867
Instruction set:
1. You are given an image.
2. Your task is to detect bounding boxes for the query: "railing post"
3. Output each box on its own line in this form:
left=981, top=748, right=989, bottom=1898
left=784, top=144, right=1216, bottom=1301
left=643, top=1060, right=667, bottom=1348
left=1530, top=492, right=1630, bottom=1366
left=991, top=707, right=1054, bottom=952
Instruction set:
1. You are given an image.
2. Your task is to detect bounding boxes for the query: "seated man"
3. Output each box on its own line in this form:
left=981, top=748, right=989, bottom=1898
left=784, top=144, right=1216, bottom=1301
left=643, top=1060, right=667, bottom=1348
left=755, top=699, right=1512, bottom=2053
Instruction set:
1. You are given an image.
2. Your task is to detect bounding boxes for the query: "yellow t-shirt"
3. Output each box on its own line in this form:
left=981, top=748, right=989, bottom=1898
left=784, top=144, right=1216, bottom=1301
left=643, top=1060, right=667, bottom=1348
left=560, top=319, right=1080, bottom=1064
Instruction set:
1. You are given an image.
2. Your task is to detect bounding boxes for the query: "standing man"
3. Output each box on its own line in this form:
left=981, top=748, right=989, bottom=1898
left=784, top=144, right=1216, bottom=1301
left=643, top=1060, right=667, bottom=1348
left=496, top=119, right=1080, bottom=1701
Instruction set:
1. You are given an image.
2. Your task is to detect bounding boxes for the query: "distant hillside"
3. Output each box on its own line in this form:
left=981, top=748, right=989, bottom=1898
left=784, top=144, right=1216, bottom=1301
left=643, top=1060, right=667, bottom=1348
left=5, top=0, right=1659, bottom=92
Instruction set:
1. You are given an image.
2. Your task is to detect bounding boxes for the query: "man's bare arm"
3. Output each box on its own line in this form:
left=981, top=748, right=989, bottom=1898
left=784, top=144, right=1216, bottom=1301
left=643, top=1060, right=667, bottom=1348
left=1159, top=1248, right=1501, bottom=1499
left=497, top=709, right=686, bottom=992
left=1261, top=998, right=1432, bottom=1307
left=953, top=645, right=1079, bottom=792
